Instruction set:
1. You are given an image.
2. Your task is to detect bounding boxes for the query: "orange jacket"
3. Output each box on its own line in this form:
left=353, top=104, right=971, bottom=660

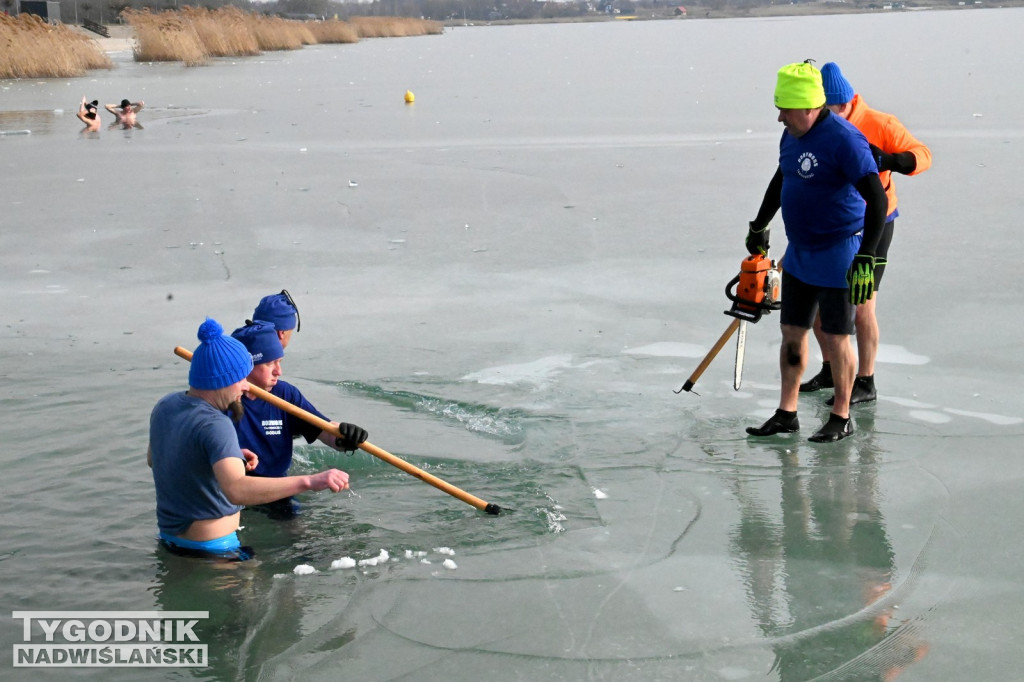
left=846, top=94, right=932, bottom=218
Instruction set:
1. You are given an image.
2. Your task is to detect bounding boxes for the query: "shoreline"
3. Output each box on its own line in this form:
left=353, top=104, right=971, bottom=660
left=71, top=24, right=135, bottom=53
left=75, top=3, right=1023, bottom=54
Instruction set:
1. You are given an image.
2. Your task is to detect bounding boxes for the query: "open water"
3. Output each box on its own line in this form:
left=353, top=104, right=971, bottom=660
left=1, top=8, right=1022, bottom=680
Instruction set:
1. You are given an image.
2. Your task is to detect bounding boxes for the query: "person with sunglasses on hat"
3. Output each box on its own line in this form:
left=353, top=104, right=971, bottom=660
left=250, top=290, right=300, bottom=349
left=743, top=60, right=888, bottom=443
left=230, top=320, right=368, bottom=518
left=148, top=318, right=350, bottom=560
left=798, top=62, right=932, bottom=407
left=105, top=97, right=144, bottom=126
left=76, top=96, right=101, bottom=132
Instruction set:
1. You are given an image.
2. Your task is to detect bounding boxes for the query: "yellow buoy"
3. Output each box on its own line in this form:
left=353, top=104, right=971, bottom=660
left=404, top=90, right=415, bottom=104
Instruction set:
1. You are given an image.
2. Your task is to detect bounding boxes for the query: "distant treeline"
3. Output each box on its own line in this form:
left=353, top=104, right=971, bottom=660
left=30, top=0, right=1007, bottom=28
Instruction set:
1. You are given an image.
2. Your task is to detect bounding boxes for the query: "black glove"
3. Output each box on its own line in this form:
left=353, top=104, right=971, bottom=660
left=847, top=253, right=876, bottom=305
left=745, top=221, right=769, bottom=256
left=869, top=144, right=895, bottom=173
left=334, top=423, right=368, bottom=452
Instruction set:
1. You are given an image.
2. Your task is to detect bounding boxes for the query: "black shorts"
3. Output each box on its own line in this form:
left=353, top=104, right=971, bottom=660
left=873, top=219, right=895, bottom=291
left=780, top=269, right=856, bottom=335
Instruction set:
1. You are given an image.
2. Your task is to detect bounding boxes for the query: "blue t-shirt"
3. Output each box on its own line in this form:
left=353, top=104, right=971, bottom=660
left=779, top=111, right=877, bottom=287
left=235, top=380, right=326, bottom=477
left=150, top=392, right=245, bottom=535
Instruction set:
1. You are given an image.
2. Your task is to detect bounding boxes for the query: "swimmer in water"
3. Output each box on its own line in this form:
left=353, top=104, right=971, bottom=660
left=77, top=97, right=101, bottom=132
left=147, top=317, right=351, bottom=561
left=249, top=290, right=300, bottom=349
left=228, top=320, right=366, bottom=519
left=105, top=98, right=144, bottom=126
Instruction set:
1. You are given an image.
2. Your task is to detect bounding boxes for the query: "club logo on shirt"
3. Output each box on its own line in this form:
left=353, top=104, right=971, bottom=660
left=262, top=419, right=283, bottom=436
left=796, top=151, right=818, bottom=179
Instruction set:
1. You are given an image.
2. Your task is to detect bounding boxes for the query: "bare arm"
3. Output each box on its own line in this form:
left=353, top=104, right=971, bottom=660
left=77, top=97, right=88, bottom=123
left=213, top=457, right=349, bottom=506
left=104, top=104, right=119, bottom=114
left=147, top=444, right=153, bottom=468
left=132, top=101, right=144, bottom=113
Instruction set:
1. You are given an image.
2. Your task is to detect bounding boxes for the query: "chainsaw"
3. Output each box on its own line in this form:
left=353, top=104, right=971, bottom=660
left=675, top=253, right=781, bottom=394
left=724, top=253, right=781, bottom=390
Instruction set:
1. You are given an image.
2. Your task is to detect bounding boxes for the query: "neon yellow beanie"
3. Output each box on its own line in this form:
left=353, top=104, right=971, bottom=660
left=774, top=61, right=826, bottom=109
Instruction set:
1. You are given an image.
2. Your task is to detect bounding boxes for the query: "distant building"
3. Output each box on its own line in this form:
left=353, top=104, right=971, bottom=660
left=19, top=0, right=60, bottom=24
left=674, top=6, right=688, bottom=15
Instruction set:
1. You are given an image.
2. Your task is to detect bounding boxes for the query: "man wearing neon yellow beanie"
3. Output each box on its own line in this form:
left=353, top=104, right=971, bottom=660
left=744, top=61, right=888, bottom=443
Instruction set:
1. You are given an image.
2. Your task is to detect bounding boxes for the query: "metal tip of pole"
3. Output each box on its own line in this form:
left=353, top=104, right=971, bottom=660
left=673, top=380, right=697, bottom=395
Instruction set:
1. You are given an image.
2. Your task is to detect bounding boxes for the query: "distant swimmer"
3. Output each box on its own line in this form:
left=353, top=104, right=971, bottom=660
left=77, top=97, right=101, bottom=132
left=106, top=98, right=144, bottom=126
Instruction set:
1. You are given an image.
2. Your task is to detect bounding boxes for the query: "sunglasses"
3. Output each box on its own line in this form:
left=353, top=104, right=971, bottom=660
left=280, top=289, right=300, bottom=332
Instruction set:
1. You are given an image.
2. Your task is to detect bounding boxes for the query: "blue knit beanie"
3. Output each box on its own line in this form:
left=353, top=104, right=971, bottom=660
left=252, top=292, right=298, bottom=332
left=189, top=318, right=254, bottom=390
left=231, top=321, right=284, bottom=366
left=821, top=62, right=855, bottom=106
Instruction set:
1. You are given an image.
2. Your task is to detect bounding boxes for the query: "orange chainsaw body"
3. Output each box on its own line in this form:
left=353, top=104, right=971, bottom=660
left=725, top=254, right=781, bottom=323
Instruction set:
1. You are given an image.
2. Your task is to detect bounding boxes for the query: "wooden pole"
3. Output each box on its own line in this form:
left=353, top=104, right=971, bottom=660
left=674, top=318, right=741, bottom=394
left=174, top=346, right=501, bottom=514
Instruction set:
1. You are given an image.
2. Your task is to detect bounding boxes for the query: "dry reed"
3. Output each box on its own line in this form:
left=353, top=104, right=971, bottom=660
left=124, top=9, right=208, bottom=65
left=248, top=14, right=316, bottom=51
left=305, top=19, right=360, bottom=45
left=3, top=7, right=443, bottom=75
left=182, top=6, right=259, bottom=58
left=125, top=7, right=327, bottom=62
left=0, top=13, right=112, bottom=79
left=347, top=16, right=444, bottom=38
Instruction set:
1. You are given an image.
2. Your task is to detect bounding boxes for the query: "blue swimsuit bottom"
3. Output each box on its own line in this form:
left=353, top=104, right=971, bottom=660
left=159, top=531, right=253, bottom=561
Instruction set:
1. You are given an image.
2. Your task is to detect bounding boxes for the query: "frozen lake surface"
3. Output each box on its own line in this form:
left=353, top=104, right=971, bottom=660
left=1, top=8, right=1022, bottom=680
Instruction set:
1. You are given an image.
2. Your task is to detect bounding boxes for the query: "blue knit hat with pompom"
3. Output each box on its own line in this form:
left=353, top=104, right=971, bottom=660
left=189, top=318, right=254, bottom=390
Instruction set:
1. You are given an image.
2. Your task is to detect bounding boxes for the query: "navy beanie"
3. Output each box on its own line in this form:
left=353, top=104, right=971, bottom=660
left=189, top=318, right=254, bottom=390
left=231, top=321, right=284, bottom=366
left=821, top=62, right=855, bottom=106
left=253, top=292, right=298, bottom=332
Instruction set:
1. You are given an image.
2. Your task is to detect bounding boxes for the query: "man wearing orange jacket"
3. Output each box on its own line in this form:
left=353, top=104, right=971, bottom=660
left=800, top=62, right=932, bottom=405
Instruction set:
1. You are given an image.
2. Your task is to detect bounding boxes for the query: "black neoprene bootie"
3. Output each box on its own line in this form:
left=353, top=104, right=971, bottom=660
left=808, top=412, right=853, bottom=443
left=826, top=375, right=877, bottom=406
left=746, top=409, right=799, bottom=437
left=800, top=362, right=833, bottom=392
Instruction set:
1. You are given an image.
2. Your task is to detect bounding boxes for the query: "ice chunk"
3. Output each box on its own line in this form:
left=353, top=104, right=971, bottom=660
left=330, top=557, right=356, bottom=570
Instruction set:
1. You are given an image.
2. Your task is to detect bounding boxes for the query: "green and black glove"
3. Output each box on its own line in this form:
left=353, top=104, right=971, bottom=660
left=847, top=254, right=876, bottom=305
left=745, top=221, right=769, bottom=256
